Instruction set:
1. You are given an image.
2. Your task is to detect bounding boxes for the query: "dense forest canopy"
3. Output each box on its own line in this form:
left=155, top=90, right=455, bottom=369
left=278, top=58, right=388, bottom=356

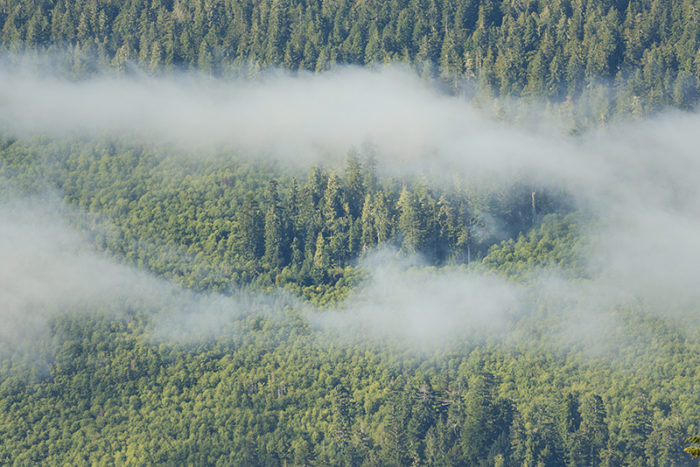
left=0, top=0, right=699, bottom=116
left=1, top=0, right=699, bottom=465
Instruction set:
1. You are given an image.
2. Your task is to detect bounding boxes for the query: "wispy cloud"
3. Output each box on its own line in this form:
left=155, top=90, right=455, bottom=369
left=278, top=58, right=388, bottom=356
left=1, top=58, right=699, bottom=355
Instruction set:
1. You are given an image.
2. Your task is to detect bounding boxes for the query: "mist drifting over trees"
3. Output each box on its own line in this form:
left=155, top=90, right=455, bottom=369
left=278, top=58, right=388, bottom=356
left=1, top=0, right=699, bottom=465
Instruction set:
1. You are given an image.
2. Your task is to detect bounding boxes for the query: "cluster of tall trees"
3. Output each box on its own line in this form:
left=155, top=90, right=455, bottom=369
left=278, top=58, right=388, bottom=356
left=1, top=0, right=698, bottom=113
left=0, top=136, right=560, bottom=297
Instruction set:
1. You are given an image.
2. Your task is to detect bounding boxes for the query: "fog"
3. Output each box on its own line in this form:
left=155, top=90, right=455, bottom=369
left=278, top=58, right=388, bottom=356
left=313, top=250, right=523, bottom=349
left=0, top=195, right=524, bottom=353
left=0, top=196, right=294, bottom=354
left=1, top=61, right=585, bottom=182
left=1, top=58, right=699, bottom=353
left=2, top=58, right=697, bottom=194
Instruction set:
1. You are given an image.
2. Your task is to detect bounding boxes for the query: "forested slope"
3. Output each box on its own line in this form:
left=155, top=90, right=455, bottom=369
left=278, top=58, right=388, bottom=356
left=0, top=305, right=697, bottom=466
left=1, top=136, right=698, bottom=465
left=1, top=0, right=699, bottom=114
left=1, top=0, right=700, bottom=465
left=0, top=136, right=567, bottom=297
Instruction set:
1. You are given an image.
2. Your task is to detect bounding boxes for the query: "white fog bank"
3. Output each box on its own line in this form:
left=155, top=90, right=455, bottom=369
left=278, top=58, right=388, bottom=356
left=1, top=60, right=699, bottom=352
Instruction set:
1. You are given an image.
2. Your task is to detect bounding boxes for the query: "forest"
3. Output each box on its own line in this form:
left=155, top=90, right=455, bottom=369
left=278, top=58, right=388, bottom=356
left=1, top=0, right=700, bottom=466
left=0, top=0, right=699, bottom=117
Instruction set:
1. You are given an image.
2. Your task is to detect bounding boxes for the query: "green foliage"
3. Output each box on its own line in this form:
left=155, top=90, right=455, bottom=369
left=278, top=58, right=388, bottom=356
left=0, top=303, right=697, bottom=465
left=2, top=133, right=698, bottom=464
left=0, top=136, right=560, bottom=293
left=0, top=0, right=698, bottom=112
left=482, top=213, right=586, bottom=279
left=0, top=1, right=699, bottom=461
left=687, top=435, right=700, bottom=459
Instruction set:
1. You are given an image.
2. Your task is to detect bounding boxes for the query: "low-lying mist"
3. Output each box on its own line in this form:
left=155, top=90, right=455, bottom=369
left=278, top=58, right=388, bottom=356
left=2, top=56, right=698, bottom=201
left=0, top=194, right=521, bottom=351
left=1, top=55, right=699, bottom=357
left=1, top=190, right=696, bottom=360
left=0, top=197, right=260, bottom=354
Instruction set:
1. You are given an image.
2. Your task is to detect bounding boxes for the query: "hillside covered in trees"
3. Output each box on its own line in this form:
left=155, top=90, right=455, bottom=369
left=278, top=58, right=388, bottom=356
left=1, top=0, right=699, bottom=115
left=1, top=0, right=700, bottom=465
left=0, top=136, right=568, bottom=296
left=1, top=134, right=698, bottom=465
